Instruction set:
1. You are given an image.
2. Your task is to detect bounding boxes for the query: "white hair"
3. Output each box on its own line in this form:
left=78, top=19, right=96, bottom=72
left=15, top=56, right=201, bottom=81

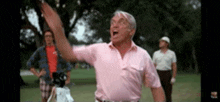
left=113, top=10, right=136, bottom=30
left=112, top=10, right=136, bottom=39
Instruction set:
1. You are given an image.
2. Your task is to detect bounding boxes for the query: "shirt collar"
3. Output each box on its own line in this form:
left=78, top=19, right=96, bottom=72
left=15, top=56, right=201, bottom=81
left=160, top=49, right=169, bottom=53
left=46, top=45, right=55, bottom=48
left=108, top=41, right=137, bottom=51
left=43, top=45, right=58, bottom=51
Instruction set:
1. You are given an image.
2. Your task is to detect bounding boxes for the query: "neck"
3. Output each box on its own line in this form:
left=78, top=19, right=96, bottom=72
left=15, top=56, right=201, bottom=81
left=46, top=43, right=54, bottom=46
left=160, top=47, right=168, bottom=53
left=114, top=40, right=132, bottom=52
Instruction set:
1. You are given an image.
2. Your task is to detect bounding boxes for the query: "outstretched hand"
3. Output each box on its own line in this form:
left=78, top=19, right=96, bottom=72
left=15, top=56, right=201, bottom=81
left=170, top=77, right=176, bottom=85
left=39, top=1, right=63, bottom=33
left=37, top=0, right=77, bottom=62
left=65, top=79, right=70, bottom=85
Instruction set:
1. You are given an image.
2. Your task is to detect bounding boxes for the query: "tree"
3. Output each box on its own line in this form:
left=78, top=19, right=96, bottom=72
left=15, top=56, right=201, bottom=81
left=20, top=0, right=201, bottom=73
left=20, top=0, right=97, bottom=85
left=20, top=0, right=100, bottom=70
left=84, top=0, right=201, bottom=73
left=20, top=0, right=97, bottom=50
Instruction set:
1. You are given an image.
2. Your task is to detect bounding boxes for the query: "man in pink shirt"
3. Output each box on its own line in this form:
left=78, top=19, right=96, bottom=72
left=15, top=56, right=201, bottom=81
left=40, top=2, right=165, bottom=102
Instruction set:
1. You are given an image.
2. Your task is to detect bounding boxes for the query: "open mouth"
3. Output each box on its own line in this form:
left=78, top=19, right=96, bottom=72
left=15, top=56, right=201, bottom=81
left=113, top=31, right=118, bottom=36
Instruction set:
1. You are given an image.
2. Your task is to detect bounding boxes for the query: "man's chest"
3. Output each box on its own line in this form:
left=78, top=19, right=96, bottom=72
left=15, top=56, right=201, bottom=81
left=45, top=48, right=58, bottom=58
left=94, top=49, right=146, bottom=74
left=155, top=52, right=173, bottom=62
left=93, top=49, right=147, bottom=87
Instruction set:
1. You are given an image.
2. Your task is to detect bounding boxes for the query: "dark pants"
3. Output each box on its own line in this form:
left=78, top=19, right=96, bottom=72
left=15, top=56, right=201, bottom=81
left=157, top=70, right=172, bottom=102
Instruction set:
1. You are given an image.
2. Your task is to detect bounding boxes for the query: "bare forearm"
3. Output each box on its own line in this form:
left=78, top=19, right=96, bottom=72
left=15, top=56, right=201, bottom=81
left=66, top=71, right=71, bottom=81
left=30, top=67, right=40, bottom=78
left=53, top=28, right=77, bottom=62
left=172, top=64, right=177, bottom=78
left=172, top=68, right=177, bottom=78
left=65, top=70, right=71, bottom=85
left=151, top=87, right=166, bottom=102
left=40, top=2, right=77, bottom=62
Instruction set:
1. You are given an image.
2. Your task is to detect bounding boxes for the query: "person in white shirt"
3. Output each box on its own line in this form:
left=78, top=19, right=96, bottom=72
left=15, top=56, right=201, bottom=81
left=152, top=36, right=177, bottom=102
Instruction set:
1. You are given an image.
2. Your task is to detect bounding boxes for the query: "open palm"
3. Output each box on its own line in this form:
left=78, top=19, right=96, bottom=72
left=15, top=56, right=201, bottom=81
left=40, top=1, right=63, bottom=33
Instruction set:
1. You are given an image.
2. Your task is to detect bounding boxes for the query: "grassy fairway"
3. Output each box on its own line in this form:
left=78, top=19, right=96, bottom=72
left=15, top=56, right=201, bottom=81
left=140, top=74, right=200, bottom=102
left=20, top=69, right=200, bottom=102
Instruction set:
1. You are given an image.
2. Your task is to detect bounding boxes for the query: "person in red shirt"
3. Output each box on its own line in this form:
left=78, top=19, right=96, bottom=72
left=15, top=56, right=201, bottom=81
left=44, top=31, right=58, bottom=78
left=39, top=2, right=165, bottom=102
left=28, top=30, right=72, bottom=102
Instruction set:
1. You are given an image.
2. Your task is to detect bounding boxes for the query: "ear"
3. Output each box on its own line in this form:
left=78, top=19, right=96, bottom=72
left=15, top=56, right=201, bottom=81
left=129, top=28, right=135, bottom=37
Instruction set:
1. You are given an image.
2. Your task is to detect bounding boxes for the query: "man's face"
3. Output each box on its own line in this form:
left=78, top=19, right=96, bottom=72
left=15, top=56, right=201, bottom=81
left=110, top=14, right=134, bottom=45
left=159, top=40, right=168, bottom=48
left=44, top=31, right=54, bottom=45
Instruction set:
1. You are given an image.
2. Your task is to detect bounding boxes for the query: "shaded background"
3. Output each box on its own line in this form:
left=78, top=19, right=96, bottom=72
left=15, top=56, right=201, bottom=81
left=20, top=0, right=201, bottom=73
left=1, top=0, right=213, bottom=102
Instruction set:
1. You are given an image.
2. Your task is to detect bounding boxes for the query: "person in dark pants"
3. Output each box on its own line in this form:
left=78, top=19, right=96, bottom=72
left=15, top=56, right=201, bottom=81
left=39, top=1, right=166, bottom=102
left=153, top=36, right=177, bottom=102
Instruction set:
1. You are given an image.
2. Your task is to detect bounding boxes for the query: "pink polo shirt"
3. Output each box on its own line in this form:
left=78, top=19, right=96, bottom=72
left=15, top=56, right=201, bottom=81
left=73, top=41, right=161, bottom=101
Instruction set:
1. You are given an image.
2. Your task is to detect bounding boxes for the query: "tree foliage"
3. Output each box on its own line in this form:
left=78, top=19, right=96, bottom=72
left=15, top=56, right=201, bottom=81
left=20, top=0, right=97, bottom=70
left=20, top=0, right=96, bottom=50
left=20, top=0, right=201, bottom=73
left=84, top=0, right=201, bottom=73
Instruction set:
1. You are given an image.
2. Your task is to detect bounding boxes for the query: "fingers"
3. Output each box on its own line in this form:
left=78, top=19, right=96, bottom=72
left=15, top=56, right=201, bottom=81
left=211, top=92, right=218, bottom=98
left=40, top=2, right=55, bottom=22
left=40, top=2, right=54, bottom=18
left=42, top=70, right=46, bottom=75
left=65, top=80, right=70, bottom=85
left=170, top=81, right=174, bottom=85
left=42, top=71, right=46, bottom=75
left=38, top=1, right=64, bottom=37
left=39, top=1, right=63, bottom=31
left=211, top=92, right=217, bottom=95
left=40, top=2, right=59, bottom=20
left=170, top=78, right=175, bottom=84
left=40, top=69, right=46, bottom=76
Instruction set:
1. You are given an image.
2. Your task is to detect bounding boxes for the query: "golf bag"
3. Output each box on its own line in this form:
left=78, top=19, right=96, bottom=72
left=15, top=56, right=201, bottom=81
left=47, top=72, right=74, bottom=102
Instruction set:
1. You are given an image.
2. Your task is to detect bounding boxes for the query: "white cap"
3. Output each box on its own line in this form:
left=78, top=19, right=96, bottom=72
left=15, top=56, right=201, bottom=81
left=160, top=36, right=170, bottom=44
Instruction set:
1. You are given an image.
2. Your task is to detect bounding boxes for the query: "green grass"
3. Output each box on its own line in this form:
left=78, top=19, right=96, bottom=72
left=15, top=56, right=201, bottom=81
left=20, top=68, right=96, bottom=88
left=20, top=69, right=200, bottom=102
left=140, top=74, right=200, bottom=102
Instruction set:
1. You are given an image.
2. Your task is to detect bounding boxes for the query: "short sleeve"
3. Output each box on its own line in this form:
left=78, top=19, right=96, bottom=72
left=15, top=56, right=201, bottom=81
left=72, top=44, right=96, bottom=66
left=143, top=56, right=161, bottom=88
left=152, top=52, right=156, bottom=64
left=172, top=52, right=177, bottom=63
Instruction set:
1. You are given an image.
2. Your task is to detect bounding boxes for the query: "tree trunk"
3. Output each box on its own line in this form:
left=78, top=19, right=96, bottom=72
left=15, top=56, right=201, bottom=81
left=35, top=32, right=42, bottom=48
left=192, top=46, right=199, bottom=73
left=189, top=58, right=193, bottom=72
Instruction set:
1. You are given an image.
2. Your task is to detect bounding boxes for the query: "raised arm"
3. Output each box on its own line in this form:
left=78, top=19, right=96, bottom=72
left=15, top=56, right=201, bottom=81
left=40, top=2, right=77, bottom=62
